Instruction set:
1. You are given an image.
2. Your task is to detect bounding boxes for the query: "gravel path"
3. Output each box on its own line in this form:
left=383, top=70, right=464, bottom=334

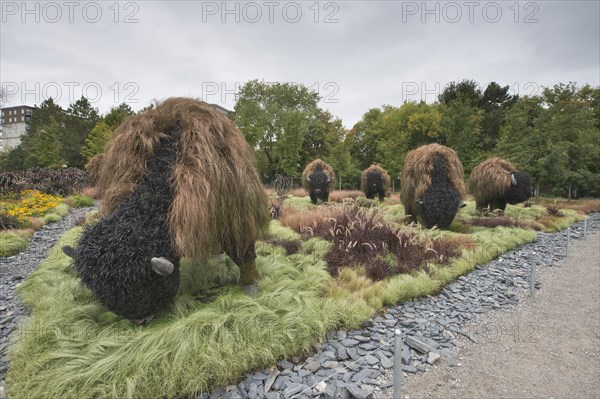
left=393, top=223, right=600, bottom=399
left=0, top=211, right=597, bottom=399
left=0, top=206, right=96, bottom=392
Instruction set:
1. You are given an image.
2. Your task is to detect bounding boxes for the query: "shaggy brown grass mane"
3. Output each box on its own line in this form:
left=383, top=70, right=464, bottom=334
left=85, top=153, right=105, bottom=185
left=400, top=143, right=466, bottom=209
left=468, top=157, right=516, bottom=202
left=301, top=159, right=335, bottom=191
left=95, top=97, right=269, bottom=259
left=360, top=164, right=391, bottom=192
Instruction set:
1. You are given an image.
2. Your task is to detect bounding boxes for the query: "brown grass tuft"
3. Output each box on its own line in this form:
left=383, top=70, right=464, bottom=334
left=30, top=218, right=45, bottom=230
left=82, top=186, right=100, bottom=199
left=329, top=190, right=364, bottom=203
left=85, top=153, right=105, bottom=184
left=290, top=188, right=307, bottom=198
left=554, top=199, right=600, bottom=215
left=263, top=238, right=302, bottom=255
left=466, top=216, right=535, bottom=230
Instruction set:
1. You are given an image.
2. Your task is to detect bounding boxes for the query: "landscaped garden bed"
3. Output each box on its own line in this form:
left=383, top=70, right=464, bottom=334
left=4, top=188, right=596, bottom=399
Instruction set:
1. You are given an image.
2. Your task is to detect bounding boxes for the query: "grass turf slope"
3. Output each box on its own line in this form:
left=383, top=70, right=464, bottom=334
left=8, top=221, right=537, bottom=399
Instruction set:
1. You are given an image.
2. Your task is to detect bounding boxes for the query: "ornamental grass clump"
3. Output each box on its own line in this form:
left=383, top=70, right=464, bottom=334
left=282, top=203, right=465, bottom=280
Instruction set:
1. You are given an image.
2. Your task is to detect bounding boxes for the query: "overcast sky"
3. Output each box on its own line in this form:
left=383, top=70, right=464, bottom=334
left=1, top=0, right=598, bottom=128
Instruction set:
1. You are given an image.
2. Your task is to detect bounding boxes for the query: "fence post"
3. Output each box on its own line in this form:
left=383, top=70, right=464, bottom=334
left=566, top=228, right=570, bottom=257
left=529, top=263, right=536, bottom=299
left=584, top=217, right=588, bottom=239
left=394, top=329, right=402, bottom=399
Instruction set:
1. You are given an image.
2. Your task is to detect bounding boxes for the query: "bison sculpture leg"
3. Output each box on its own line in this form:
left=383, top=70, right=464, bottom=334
left=475, top=199, right=489, bottom=212
left=403, top=204, right=416, bottom=224
left=490, top=198, right=507, bottom=212
left=224, top=243, right=260, bottom=293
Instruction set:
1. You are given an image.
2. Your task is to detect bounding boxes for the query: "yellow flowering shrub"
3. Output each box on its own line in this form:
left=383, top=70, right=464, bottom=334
left=5, top=190, right=62, bottom=225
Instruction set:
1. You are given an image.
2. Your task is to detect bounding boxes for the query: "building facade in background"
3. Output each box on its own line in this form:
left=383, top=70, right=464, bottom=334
left=0, top=105, right=35, bottom=151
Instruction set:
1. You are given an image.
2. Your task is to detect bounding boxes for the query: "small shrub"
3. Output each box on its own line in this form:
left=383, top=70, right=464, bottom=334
left=523, top=201, right=532, bottom=208
left=67, top=194, right=95, bottom=208
left=545, top=204, right=564, bottom=217
left=82, top=186, right=100, bottom=199
left=555, top=199, right=600, bottom=215
left=467, top=216, right=532, bottom=229
left=30, top=218, right=45, bottom=230
left=383, top=194, right=401, bottom=205
left=43, top=213, right=62, bottom=224
left=329, top=190, right=363, bottom=203
left=0, top=210, right=21, bottom=230
left=264, top=238, right=302, bottom=255
left=269, top=198, right=284, bottom=220
left=52, top=203, right=70, bottom=217
left=0, top=231, right=29, bottom=257
left=0, top=168, right=90, bottom=196
left=290, top=188, right=307, bottom=198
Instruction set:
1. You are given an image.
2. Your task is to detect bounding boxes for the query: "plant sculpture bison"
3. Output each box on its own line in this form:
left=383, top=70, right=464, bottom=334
left=62, top=98, right=269, bottom=321
left=400, top=143, right=466, bottom=229
left=301, top=159, right=335, bottom=204
left=360, top=164, right=390, bottom=201
left=468, top=157, right=532, bottom=212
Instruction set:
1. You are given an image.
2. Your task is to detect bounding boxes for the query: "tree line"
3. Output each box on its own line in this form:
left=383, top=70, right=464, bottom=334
left=232, top=80, right=599, bottom=198
left=2, top=80, right=598, bottom=198
left=0, top=97, right=134, bottom=170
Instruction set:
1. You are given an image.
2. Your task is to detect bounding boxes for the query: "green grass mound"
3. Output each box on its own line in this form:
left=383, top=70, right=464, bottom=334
left=0, top=231, right=30, bottom=257
left=64, top=194, right=95, bottom=208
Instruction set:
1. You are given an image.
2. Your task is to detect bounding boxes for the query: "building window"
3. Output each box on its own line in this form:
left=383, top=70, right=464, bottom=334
left=22, top=116, right=24, bottom=121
